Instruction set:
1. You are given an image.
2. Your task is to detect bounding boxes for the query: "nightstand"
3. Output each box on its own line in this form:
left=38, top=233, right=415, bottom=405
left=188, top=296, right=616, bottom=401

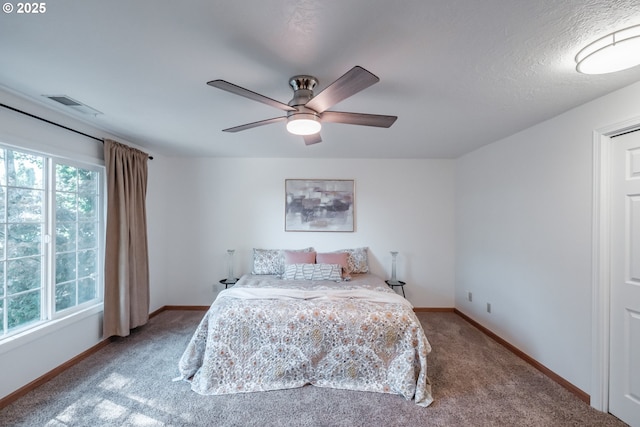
left=385, top=280, right=406, bottom=298
left=219, top=278, right=238, bottom=289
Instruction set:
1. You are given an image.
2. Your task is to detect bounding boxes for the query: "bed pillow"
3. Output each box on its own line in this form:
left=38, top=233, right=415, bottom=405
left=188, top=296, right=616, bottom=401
left=333, top=247, right=369, bottom=274
left=283, top=263, right=343, bottom=281
left=252, top=247, right=314, bottom=275
left=316, top=252, right=350, bottom=279
left=284, top=250, right=316, bottom=265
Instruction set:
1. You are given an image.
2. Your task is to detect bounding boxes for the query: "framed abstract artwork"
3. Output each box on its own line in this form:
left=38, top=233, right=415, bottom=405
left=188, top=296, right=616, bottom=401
left=285, top=179, right=355, bottom=232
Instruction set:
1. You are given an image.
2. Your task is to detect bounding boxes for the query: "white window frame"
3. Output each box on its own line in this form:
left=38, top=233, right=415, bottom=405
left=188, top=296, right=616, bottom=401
left=49, top=157, right=105, bottom=320
left=0, top=143, right=105, bottom=340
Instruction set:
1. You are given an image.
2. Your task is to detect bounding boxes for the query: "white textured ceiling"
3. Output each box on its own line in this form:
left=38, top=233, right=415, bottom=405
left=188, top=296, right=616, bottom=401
left=1, top=0, right=639, bottom=158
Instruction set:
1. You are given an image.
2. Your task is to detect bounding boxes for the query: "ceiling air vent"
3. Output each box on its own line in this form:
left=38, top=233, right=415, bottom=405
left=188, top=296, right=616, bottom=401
left=43, top=95, right=103, bottom=116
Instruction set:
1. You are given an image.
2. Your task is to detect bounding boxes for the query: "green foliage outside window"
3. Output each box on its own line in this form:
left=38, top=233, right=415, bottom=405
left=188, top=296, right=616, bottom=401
left=53, top=163, right=99, bottom=314
left=0, top=148, right=102, bottom=337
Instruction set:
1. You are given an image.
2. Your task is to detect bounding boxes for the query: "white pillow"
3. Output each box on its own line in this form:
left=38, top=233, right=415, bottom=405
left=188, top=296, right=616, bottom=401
left=283, top=263, right=343, bottom=281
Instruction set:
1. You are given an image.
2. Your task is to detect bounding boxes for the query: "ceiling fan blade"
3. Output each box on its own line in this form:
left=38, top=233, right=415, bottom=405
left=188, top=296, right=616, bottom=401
left=303, top=133, right=322, bottom=145
left=320, top=111, right=397, bottom=128
left=207, top=80, right=296, bottom=112
left=305, top=66, right=380, bottom=113
left=223, top=116, right=287, bottom=132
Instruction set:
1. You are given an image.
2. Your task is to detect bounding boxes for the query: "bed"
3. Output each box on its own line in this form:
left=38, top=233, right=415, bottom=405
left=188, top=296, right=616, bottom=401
left=178, top=253, right=433, bottom=407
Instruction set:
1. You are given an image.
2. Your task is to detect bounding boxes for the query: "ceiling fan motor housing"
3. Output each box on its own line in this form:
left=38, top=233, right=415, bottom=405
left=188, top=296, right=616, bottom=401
left=288, top=75, right=319, bottom=113
left=289, top=75, right=318, bottom=92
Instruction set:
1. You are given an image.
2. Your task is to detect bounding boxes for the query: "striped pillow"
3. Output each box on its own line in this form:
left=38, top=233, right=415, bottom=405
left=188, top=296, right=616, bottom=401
left=316, top=252, right=350, bottom=280
left=283, top=263, right=343, bottom=281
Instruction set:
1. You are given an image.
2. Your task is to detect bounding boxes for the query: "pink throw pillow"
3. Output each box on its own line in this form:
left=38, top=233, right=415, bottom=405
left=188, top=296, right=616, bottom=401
left=284, top=250, right=316, bottom=265
left=317, top=252, right=350, bottom=278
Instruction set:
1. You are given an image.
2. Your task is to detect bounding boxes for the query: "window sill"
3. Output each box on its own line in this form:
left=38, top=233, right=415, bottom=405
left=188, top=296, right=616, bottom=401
left=0, top=303, right=103, bottom=356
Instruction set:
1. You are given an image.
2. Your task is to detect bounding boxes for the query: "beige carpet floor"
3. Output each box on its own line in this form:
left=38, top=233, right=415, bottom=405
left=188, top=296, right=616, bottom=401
left=0, top=310, right=629, bottom=426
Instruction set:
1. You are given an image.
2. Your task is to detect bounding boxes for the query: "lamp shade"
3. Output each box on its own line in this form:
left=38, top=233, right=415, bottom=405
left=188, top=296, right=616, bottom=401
left=286, top=113, right=321, bottom=136
left=576, top=24, right=640, bottom=74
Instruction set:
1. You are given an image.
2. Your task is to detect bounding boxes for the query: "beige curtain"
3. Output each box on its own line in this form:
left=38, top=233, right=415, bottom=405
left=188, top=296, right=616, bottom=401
left=103, top=139, right=150, bottom=338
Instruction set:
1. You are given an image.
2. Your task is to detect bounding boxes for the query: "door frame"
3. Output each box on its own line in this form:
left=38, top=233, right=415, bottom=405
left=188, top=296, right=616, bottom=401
left=592, top=115, right=640, bottom=411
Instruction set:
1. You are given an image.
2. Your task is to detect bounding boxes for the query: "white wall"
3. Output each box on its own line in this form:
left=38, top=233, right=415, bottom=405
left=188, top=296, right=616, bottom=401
left=0, top=87, right=169, bottom=400
left=162, top=157, right=456, bottom=308
left=455, top=80, right=640, bottom=396
left=146, top=155, right=172, bottom=312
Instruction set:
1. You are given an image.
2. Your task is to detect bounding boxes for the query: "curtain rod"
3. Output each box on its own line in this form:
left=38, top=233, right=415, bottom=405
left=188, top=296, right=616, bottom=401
left=0, top=102, right=153, bottom=160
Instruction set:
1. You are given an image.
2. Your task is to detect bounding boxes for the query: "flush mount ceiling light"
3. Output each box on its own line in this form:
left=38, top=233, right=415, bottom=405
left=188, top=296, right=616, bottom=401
left=575, top=24, right=640, bottom=74
left=286, top=113, right=321, bottom=136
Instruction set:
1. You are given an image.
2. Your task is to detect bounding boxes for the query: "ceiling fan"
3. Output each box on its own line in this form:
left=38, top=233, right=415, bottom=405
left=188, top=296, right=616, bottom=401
left=207, top=66, right=397, bottom=145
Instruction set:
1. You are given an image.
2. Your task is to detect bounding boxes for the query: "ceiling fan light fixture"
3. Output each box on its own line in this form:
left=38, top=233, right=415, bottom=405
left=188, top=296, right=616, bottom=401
left=575, top=24, right=640, bottom=74
left=286, top=113, right=321, bottom=136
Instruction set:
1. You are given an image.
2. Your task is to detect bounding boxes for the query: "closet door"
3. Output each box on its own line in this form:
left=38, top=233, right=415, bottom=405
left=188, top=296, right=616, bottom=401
left=609, top=130, right=640, bottom=427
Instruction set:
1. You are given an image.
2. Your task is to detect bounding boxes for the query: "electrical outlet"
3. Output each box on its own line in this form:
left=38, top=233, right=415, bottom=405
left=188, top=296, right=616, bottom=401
left=486, top=303, right=491, bottom=313
left=467, top=291, right=473, bottom=302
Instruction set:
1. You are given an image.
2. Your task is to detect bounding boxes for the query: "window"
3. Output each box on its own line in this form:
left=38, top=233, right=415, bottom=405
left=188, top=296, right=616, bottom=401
left=0, top=145, right=104, bottom=339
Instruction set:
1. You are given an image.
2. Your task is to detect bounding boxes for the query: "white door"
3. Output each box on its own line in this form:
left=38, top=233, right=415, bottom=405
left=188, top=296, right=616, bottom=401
left=610, top=129, right=640, bottom=427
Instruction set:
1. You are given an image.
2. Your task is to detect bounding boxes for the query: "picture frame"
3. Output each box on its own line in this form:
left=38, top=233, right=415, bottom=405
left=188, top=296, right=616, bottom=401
left=285, top=179, right=355, bottom=232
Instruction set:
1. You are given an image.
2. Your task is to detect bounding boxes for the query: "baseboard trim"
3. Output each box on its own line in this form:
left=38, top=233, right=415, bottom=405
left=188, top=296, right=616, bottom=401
left=453, top=309, right=590, bottom=404
left=149, top=305, right=208, bottom=318
left=413, top=307, right=455, bottom=312
left=163, top=305, right=209, bottom=311
left=0, top=337, right=112, bottom=409
left=149, top=305, right=167, bottom=318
